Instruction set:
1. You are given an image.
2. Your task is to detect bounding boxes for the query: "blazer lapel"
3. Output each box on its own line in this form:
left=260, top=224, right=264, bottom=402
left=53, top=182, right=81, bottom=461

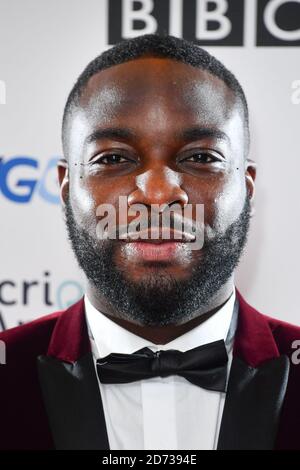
left=217, top=291, right=290, bottom=450
left=217, top=355, right=289, bottom=449
left=37, top=298, right=110, bottom=450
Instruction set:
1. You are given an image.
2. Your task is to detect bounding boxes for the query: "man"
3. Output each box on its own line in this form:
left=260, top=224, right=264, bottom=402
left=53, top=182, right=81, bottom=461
left=0, top=34, right=299, bottom=450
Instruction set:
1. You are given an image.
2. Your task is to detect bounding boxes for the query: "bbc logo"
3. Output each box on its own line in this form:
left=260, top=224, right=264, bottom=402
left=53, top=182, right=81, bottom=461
left=108, top=0, right=300, bottom=47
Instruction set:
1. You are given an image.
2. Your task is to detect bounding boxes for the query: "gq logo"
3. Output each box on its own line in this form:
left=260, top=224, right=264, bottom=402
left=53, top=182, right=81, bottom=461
left=0, top=156, right=60, bottom=204
left=108, top=0, right=300, bottom=46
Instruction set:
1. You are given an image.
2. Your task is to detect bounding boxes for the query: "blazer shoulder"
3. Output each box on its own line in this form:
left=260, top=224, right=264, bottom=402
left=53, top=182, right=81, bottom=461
left=0, top=309, right=63, bottom=360
left=0, top=311, right=66, bottom=450
left=262, top=312, right=300, bottom=357
left=0, top=297, right=85, bottom=363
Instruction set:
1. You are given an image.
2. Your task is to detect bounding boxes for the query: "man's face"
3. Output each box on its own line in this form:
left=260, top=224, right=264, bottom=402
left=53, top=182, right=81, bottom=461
left=59, top=57, right=255, bottom=326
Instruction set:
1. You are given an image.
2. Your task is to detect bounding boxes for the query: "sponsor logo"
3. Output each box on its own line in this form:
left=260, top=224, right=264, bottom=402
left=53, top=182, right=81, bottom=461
left=0, top=156, right=60, bottom=204
left=0, top=272, right=83, bottom=331
left=108, top=0, right=300, bottom=47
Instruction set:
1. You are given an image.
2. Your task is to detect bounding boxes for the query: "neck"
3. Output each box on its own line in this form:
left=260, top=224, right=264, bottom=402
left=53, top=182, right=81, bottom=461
left=86, top=278, right=235, bottom=345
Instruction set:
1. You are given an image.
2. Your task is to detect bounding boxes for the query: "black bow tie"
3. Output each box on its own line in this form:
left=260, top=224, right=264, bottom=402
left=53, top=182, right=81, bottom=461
left=96, top=339, right=228, bottom=392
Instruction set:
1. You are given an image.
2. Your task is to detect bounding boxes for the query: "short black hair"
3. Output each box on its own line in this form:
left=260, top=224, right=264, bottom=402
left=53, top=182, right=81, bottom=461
left=62, top=33, right=250, bottom=156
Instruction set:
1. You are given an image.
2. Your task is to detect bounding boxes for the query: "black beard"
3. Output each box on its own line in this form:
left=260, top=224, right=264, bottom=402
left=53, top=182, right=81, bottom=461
left=65, top=197, right=251, bottom=326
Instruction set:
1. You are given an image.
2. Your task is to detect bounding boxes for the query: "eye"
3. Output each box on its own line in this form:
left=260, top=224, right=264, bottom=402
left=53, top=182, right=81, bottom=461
left=183, top=152, right=219, bottom=164
left=93, top=153, right=131, bottom=165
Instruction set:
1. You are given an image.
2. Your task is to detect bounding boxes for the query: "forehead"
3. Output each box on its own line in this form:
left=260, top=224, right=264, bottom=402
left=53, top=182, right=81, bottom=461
left=78, top=57, right=239, bottom=128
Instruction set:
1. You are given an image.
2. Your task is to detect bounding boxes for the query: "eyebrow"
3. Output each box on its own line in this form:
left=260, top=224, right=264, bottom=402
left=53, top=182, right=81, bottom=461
left=85, top=127, right=135, bottom=146
left=85, top=126, right=229, bottom=146
left=179, top=127, right=229, bottom=144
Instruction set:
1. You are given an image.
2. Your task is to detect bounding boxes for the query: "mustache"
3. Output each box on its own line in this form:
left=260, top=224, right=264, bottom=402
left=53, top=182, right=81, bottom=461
left=99, top=210, right=204, bottom=242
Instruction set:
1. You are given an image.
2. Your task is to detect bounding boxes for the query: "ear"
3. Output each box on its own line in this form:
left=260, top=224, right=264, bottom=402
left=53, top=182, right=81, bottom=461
left=57, top=158, right=69, bottom=207
left=245, top=158, right=257, bottom=216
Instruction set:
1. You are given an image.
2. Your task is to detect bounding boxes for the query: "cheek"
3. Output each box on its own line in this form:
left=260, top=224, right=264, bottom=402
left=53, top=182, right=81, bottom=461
left=184, top=169, right=246, bottom=235
left=69, top=173, right=135, bottom=229
left=211, top=170, right=247, bottom=234
left=70, top=175, right=95, bottom=217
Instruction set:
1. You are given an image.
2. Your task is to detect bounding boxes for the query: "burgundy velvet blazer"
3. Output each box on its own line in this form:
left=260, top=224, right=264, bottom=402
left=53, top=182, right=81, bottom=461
left=0, top=290, right=300, bottom=450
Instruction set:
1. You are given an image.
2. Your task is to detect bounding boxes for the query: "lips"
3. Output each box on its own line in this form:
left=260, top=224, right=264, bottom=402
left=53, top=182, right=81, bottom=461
left=120, top=227, right=194, bottom=263
left=126, top=240, right=185, bottom=262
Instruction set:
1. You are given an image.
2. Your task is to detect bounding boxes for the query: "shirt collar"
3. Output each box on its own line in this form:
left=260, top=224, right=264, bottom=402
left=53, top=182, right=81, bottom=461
left=84, top=288, right=236, bottom=359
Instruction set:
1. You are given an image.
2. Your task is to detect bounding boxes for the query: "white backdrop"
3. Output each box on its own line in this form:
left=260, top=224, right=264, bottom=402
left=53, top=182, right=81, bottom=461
left=0, top=0, right=299, bottom=330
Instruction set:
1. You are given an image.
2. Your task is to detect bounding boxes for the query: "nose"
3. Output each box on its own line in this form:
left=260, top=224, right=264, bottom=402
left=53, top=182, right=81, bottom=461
left=127, top=167, right=188, bottom=209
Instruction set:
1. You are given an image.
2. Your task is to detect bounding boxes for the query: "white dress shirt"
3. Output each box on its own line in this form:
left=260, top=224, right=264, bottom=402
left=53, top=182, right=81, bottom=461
left=84, top=289, right=236, bottom=450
